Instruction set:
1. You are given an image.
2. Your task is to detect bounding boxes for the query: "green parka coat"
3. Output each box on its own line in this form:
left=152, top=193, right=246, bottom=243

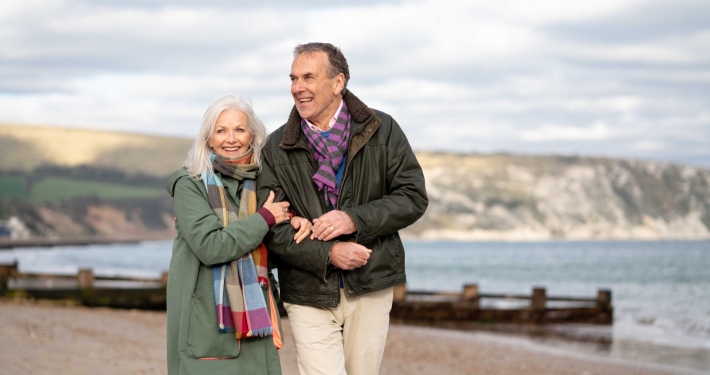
left=166, top=168, right=282, bottom=375
left=256, top=90, right=428, bottom=307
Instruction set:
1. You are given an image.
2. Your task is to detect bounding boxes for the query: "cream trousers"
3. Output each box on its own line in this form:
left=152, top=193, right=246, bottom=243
left=284, top=287, right=394, bottom=375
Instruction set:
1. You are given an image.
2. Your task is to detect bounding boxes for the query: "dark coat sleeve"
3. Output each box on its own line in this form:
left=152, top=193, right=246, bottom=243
left=256, top=150, right=332, bottom=280
left=342, top=116, right=429, bottom=244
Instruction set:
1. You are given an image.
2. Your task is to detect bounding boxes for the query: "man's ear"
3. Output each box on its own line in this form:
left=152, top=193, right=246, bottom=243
left=333, top=73, right=345, bottom=96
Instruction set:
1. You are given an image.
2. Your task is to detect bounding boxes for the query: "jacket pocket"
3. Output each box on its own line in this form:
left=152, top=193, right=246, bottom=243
left=386, top=233, right=402, bottom=269
left=186, top=284, right=240, bottom=359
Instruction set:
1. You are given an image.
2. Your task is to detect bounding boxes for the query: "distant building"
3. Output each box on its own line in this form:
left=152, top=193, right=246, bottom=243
left=0, top=216, right=30, bottom=239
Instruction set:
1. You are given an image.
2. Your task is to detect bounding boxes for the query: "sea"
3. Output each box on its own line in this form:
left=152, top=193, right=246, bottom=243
left=2, top=240, right=709, bottom=373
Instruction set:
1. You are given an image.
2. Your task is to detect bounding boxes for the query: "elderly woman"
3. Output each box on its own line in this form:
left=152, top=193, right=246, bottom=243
left=166, top=94, right=309, bottom=375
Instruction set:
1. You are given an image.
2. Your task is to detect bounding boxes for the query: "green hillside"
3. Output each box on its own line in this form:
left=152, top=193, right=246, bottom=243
left=28, top=177, right=164, bottom=203
left=0, top=177, right=25, bottom=199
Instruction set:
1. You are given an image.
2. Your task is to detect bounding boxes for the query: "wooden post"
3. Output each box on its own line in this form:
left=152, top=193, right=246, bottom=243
left=462, top=284, right=479, bottom=302
left=9, top=261, right=18, bottom=277
left=532, top=287, right=546, bottom=311
left=393, top=284, right=407, bottom=303
left=0, top=264, right=10, bottom=295
left=161, top=272, right=169, bottom=288
left=77, top=268, right=94, bottom=289
left=597, top=289, right=612, bottom=311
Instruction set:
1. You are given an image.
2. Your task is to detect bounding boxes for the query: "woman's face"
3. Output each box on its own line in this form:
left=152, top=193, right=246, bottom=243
left=210, top=109, right=254, bottom=159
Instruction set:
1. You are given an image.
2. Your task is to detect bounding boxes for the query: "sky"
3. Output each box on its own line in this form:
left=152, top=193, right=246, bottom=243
left=1, top=0, right=709, bottom=167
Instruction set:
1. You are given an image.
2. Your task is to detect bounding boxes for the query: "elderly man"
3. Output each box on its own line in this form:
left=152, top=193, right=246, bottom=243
left=257, top=42, right=428, bottom=375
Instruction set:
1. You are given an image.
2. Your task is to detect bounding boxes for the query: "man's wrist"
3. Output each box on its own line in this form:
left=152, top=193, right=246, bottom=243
left=342, top=210, right=358, bottom=235
left=328, top=241, right=339, bottom=267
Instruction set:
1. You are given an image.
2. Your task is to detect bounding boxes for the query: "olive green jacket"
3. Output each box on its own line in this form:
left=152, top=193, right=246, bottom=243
left=256, top=90, right=428, bottom=307
left=166, top=168, right=282, bottom=375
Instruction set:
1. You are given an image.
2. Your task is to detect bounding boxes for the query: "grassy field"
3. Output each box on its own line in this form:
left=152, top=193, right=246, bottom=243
left=0, top=177, right=26, bottom=199
left=28, top=177, right=165, bottom=203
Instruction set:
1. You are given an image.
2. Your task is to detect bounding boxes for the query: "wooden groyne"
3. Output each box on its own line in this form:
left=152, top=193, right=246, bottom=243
left=391, top=284, right=613, bottom=325
left=1, top=262, right=612, bottom=325
left=0, top=262, right=167, bottom=310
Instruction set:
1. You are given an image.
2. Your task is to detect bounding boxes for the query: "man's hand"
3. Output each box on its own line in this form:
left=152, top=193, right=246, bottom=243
left=311, top=210, right=357, bottom=241
left=329, top=242, right=371, bottom=270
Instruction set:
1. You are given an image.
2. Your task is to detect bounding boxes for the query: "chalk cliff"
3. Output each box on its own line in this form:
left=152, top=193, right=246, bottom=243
left=402, top=152, right=710, bottom=240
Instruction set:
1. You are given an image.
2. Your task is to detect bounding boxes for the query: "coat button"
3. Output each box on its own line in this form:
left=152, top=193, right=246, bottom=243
left=347, top=289, right=353, bottom=294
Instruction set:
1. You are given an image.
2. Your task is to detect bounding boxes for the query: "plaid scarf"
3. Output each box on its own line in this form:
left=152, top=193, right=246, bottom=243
left=203, top=151, right=282, bottom=347
left=301, top=102, right=351, bottom=207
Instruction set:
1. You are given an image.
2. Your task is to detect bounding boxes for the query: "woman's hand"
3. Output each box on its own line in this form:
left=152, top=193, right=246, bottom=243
left=290, top=216, right=313, bottom=244
left=263, top=191, right=290, bottom=224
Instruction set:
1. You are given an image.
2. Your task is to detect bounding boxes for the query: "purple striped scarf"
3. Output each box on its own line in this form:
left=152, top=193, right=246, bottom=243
left=301, top=102, right=351, bottom=207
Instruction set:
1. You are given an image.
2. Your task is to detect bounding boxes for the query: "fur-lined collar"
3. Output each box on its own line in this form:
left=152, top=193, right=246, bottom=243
left=281, top=90, right=373, bottom=147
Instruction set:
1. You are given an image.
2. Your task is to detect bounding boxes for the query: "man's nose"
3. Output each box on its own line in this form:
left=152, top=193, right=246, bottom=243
left=292, top=79, right=304, bottom=92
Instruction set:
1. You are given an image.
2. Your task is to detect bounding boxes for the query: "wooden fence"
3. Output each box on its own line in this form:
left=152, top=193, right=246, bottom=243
left=391, top=284, right=612, bottom=325
left=1, top=262, right=612, bottom=325
left=0, top=262, right=167, bottom=310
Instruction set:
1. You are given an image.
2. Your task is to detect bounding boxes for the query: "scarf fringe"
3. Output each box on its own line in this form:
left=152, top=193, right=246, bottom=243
left=236, top=327, right=274, bottom=339
left=218, top=326, right=236, bottom=334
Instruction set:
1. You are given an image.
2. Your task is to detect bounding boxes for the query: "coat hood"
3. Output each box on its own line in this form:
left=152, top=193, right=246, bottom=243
left=166, top=168, right=191, bottom=197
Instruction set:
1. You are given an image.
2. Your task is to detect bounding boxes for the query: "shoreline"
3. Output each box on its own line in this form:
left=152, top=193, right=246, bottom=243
left=401, top=234, right=710, bottom=242
left=2, top=299, right=706, bottom=375
left=0, top=236, right=165, bottom=250
left=3, top=237, right=709, bottom=251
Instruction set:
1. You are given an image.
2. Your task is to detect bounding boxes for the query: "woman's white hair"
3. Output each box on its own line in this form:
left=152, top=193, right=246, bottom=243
left=183, top=94, right=268, bottom=178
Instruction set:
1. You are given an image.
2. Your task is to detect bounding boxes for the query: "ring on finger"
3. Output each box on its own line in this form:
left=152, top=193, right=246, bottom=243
left=329, top=225, right=335, bottom=232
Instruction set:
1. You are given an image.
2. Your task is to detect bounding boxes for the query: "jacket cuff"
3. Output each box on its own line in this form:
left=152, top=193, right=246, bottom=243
left=323, top=241, right=338, bottom=282
left=257, top=207, right=276, bottom=227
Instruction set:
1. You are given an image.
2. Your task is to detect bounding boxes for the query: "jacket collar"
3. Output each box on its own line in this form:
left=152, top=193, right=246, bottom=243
left=280, top=90, right=377, bottom=149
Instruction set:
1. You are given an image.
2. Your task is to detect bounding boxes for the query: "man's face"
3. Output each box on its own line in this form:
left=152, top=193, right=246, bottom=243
left=290, top=51, right=344, bottom=128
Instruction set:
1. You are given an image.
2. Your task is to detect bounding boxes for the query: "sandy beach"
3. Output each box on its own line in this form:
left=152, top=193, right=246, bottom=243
left=0, top=299, right=703, bottom=375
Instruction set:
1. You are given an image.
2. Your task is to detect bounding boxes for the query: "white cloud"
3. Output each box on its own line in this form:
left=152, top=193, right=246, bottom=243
left=520, top=122, right=616, bottom=142
left=0, top=0, right=709, bottom=166
left=633, top=140, right=666, bottom=151
left=564, top=96, right=643, bottom=112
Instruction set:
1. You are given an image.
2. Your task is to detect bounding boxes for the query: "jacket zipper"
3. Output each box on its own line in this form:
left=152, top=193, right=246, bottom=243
left=335, top=123, right=373, bottom=296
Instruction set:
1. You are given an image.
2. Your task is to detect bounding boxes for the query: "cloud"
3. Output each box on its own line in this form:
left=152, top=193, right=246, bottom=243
left=520, top=122, right=616, bottom=142
left=0, top=0, right=709, bottom=167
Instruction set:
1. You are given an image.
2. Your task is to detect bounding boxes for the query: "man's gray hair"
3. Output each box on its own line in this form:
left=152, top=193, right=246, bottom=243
left=183, top=94, right=268, bottom=178
left=294, top=42, right=350, bottom=93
